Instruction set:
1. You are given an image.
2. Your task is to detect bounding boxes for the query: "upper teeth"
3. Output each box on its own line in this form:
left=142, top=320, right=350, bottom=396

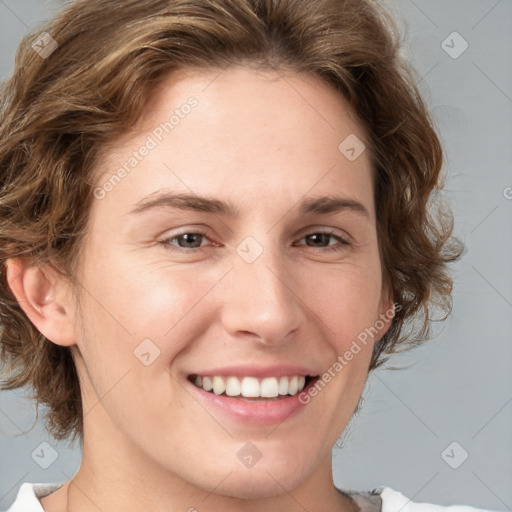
left=193, top=375, right=307, bottom=398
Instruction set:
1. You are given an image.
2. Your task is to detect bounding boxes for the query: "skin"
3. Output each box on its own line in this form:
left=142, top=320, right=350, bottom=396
left=7, top=65, right=393, bottom=512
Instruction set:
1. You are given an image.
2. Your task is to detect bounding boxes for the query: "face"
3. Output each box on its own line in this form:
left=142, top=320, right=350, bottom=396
left=65, top=66, right=392, bottom=498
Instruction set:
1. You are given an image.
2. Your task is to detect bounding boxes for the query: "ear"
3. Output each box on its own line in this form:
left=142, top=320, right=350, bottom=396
left=5, top=257, right=76, bottom=346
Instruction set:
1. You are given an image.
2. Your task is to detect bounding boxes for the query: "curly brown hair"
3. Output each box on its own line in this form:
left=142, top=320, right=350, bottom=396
left=0, top=0, right=463, bottom=444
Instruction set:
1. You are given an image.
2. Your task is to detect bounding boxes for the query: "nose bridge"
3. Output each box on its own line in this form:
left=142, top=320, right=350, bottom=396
left=221, top=234, right=302, bottom=343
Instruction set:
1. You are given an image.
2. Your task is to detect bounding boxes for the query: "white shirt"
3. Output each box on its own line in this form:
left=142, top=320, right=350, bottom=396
left=3, top=482, right=498, bottom=512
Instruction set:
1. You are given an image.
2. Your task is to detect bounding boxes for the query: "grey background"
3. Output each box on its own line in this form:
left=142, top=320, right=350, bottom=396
left=0, top=0, right=511, bottom=510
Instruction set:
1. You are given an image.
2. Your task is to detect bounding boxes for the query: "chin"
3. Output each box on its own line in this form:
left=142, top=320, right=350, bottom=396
left=202, top=450, right=316, bottom=500
left=213, top=469, right=305, bottom=500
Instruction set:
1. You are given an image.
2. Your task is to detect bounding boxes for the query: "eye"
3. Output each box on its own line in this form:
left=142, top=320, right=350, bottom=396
left=160, top=230, right=212, bottom=252
left=295, top=231, right=351, bottom=252
left=159, top=229, right=351, bottom=254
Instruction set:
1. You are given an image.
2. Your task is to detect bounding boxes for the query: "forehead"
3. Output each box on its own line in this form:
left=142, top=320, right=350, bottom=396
left=92, top=65, right=375, bottom=221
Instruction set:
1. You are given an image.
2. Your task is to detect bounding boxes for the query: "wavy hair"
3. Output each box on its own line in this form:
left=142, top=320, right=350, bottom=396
left=0, top=0, right=463, bottom=443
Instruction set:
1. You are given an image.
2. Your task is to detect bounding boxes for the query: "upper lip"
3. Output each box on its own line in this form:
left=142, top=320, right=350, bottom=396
left=188, top=365, right=319, bottom=379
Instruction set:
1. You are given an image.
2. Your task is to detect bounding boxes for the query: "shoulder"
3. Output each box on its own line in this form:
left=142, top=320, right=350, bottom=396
left=378, top=487, right=498, bottom=512
left=3, top=482, right=65, bottom=512
left=343, top=486, right=499, bottom=512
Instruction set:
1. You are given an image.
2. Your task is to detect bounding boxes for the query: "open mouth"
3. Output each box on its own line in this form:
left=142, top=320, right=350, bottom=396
left=188, top=374, right=318, bottom=400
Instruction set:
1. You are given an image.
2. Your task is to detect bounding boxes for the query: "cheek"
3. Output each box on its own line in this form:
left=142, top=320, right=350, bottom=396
left=308, top=261, right=384, bottom=342
left=72, top=258, right=212, bottom=427
left=76, top=249, right=224, bottom=366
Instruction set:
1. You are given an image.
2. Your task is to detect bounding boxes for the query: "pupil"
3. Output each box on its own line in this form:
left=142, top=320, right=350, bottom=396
left=308, top=233, right=329, bottom=246
left=180, top=234, right=201, bottom=248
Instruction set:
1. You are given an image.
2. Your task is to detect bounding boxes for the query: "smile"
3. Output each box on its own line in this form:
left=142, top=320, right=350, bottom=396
left=185, top=366, right=320, bottom=424
left=189, top=374, right=314, bottom=399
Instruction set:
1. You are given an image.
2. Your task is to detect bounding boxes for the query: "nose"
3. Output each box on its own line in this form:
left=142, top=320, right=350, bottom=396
left=219, top=239, right=304, bottom=347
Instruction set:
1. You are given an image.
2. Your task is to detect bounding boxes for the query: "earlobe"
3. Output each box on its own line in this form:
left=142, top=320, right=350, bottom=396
left=5, top=257, right=76, bottom=347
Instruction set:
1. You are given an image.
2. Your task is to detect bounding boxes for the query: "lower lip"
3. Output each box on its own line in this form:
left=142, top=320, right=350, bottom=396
left=186, top=378, right=316, bottom=425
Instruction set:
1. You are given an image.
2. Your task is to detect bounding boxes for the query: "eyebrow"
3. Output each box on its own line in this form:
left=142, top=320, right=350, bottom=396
left=129, top=192, right=370, bottom=219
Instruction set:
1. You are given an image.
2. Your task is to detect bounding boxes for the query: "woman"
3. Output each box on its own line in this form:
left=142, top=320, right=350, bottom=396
left=0, top=0, right=493, bottom=510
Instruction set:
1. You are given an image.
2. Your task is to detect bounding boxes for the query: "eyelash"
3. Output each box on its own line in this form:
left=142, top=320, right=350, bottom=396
left=159, top=229, right=351, bottom=254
